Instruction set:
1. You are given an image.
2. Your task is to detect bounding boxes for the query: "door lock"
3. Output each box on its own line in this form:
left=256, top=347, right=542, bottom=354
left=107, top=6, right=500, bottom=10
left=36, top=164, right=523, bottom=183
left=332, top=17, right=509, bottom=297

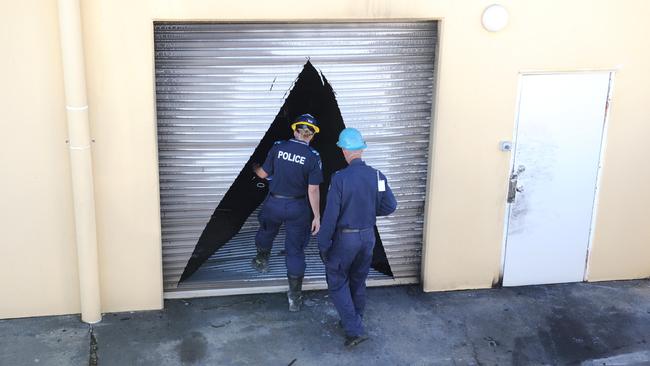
left=507, top=165, right=526, bottom=203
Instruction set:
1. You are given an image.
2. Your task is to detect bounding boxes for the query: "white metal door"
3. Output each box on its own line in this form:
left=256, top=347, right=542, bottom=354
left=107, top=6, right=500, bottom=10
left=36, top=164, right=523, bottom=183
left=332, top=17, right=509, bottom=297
left=502, top=72, right=611, bottom=286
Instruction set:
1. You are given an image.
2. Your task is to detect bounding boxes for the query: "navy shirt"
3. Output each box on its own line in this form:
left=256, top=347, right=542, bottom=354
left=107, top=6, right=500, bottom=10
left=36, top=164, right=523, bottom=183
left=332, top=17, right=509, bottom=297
left=262, top=139, right=323, bottom=196
left=318, top=158, right=397, bottom=253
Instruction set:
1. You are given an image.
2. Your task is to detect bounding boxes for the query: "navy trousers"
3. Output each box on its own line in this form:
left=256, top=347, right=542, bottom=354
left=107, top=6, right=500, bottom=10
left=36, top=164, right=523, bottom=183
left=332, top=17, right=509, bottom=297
left=255, top=196, right=311, bottom=277
left=326, top=228, right=375, bottom=337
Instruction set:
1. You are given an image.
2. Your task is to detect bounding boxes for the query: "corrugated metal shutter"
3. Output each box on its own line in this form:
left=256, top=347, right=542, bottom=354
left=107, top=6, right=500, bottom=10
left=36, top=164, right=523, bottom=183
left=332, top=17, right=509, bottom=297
left=154, top=22, right=437, bottom=296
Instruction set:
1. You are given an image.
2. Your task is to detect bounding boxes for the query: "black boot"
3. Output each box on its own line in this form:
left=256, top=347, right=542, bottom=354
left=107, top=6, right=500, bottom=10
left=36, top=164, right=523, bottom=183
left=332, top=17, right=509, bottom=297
left=287, top=275, right=303, bottom=312
left=344, top=335, right=368, bottom=348
left=251, top=248, right=270, bottom=273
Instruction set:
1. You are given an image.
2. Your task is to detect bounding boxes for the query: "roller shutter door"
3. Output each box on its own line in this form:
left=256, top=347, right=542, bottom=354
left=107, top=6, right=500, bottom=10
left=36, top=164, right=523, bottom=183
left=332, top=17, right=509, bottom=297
left=154, top=22, right=437, bottom=297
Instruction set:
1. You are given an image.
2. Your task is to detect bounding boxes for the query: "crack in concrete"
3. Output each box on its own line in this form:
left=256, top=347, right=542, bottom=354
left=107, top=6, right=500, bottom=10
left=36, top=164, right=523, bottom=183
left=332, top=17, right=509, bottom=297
left=459, top=320, right=482, bottom=366
left=88, top=325, right=98, bottom=366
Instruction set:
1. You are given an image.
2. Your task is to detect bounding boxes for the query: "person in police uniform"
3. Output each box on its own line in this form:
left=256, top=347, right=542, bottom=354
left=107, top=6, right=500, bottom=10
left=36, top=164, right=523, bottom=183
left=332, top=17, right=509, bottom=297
left=318, top=127, right=397, bottom=347
left=252, top=114, right=323, bottom=312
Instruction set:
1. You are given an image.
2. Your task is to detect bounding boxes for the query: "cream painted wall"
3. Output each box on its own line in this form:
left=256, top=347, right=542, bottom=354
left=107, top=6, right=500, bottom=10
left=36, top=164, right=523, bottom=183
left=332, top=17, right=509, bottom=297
left=422, top=0, right=650, bottom=290
left=0, top=1, right=80, bottom=318
left=81, top=1, right=164, bottom=313
left=90, top=0, right=649, bottom=302
left=2, top=0, right=649, bottom=318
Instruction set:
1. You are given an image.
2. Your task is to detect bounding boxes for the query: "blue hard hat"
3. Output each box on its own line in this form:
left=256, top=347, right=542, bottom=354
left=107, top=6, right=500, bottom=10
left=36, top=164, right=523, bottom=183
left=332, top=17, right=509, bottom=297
left=336, top=128, right=367, bottom=150
left=291, top=114, right=320, bottom=133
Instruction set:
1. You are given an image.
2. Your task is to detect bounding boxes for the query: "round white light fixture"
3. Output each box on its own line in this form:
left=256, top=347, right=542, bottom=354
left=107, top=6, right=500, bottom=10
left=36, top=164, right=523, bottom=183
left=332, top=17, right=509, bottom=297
left=482, top=4, right=509, bottom=32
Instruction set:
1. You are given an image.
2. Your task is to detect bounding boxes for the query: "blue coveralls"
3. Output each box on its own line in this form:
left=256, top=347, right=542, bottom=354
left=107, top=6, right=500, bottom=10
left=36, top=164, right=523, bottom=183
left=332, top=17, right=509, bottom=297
left=256, top=139, right=323, bottom=277
left=318, top=158, right=397, bottom=337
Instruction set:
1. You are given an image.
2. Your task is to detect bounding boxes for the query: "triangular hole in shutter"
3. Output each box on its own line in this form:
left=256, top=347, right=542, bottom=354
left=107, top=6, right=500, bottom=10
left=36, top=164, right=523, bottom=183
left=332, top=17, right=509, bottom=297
left=179, top=61, right=393, bottom=283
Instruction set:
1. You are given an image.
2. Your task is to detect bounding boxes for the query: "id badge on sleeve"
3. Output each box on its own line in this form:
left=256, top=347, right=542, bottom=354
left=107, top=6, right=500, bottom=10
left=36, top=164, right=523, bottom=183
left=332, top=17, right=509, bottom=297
left=377, top=170, right=386, bottom=192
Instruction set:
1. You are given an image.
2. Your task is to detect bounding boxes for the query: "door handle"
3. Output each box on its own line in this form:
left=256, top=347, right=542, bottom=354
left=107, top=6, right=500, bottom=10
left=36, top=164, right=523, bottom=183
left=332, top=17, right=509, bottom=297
left=507, top=165, right=526, bottom=203
left=507, top=177, right=518, bottom=203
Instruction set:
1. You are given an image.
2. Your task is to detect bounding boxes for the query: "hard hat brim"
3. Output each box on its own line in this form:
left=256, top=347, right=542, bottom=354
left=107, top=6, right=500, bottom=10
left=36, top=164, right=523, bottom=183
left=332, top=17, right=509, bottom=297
left=291, top=121, right=320, bottom=133
left=336, top=141, right=367, bottom=150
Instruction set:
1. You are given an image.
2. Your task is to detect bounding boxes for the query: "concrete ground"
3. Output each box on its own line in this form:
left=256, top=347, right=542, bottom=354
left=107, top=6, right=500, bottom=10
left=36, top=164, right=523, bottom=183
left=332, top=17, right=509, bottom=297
left=1, top=280, right=649, bottom=366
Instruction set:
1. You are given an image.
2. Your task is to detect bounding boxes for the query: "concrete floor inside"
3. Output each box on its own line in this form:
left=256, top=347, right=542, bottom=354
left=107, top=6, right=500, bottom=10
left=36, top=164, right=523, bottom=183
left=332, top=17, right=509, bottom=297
left=1, top=280, right=649, bottom=366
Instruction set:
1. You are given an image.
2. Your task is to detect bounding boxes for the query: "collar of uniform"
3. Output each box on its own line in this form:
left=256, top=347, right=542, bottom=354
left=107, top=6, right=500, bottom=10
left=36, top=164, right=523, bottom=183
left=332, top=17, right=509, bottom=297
left=349, top=158, right=365, bottom=166
left=289, top=138, right=309, bottom=146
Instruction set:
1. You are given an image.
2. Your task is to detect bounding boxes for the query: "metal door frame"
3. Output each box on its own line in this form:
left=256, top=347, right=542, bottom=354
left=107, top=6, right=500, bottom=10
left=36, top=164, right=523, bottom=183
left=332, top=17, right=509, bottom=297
left=153, top=20, right=440, bottom=299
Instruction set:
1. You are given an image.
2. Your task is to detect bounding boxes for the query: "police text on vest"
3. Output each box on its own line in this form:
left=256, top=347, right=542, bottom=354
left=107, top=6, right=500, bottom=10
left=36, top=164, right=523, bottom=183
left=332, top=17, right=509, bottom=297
left=278, top=151, right=306, bottom=165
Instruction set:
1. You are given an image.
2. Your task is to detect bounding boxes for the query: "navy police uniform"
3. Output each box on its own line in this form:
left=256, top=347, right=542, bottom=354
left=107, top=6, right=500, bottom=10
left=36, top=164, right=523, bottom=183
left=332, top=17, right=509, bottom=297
left=318, top=158, right=397, bottom=338
left=256, top=139, right=323, bottom=277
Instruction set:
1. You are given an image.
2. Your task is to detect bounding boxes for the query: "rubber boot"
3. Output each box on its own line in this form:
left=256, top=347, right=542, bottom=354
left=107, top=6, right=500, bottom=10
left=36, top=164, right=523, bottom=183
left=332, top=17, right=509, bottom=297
left=344, top=335, right=368, bottom=348
left=251, top=247, right=270, bottom=273
left=287, top=275, right=303, bottom=312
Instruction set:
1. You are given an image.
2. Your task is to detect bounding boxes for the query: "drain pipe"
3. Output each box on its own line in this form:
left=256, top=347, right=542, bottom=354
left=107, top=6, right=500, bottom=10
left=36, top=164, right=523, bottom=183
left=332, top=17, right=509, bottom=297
left=57, top=0, right=101, bottom=324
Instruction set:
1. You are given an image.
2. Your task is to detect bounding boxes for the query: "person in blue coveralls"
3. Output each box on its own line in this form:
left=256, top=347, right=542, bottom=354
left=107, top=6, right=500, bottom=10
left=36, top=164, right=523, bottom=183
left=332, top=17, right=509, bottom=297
left=252, top=114, right=323, bottom=312
left=318, top=127, right=397, bottom=348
